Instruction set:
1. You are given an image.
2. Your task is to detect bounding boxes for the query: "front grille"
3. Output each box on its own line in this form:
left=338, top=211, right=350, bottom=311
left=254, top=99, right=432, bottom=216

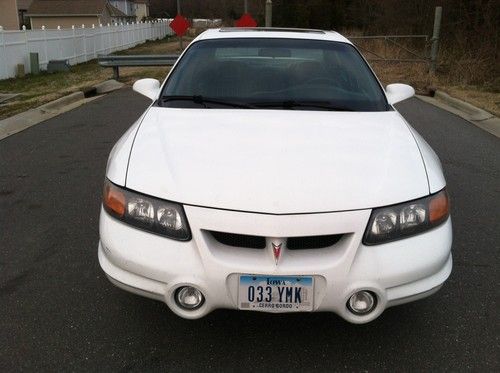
left=287, top=234, right=343, bottom=250
left=210, top=231, right=266, bottom=249
left=209, top=231, right=343, bottom=250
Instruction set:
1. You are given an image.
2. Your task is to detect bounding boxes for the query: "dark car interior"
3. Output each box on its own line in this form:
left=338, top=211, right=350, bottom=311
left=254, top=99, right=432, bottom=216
left=159, top=38, right=388, bottom=111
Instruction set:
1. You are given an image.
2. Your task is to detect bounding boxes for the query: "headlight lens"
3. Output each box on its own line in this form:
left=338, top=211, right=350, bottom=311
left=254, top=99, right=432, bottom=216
left=363, top=189, right=449, bottom=245
left=103, top=179, right=191, bottom=240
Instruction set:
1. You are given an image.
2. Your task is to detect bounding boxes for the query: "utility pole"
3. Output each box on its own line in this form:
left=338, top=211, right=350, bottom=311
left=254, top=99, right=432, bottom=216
left=265, top=0, right=272, bottom=27
left=430, top=6, right=442, bottom=74
left=177, top=0, right=183, bottom=51
left=244, top=0, right=248, bottom=13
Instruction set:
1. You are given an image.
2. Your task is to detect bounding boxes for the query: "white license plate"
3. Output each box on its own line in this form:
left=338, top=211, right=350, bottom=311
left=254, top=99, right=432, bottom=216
left=238, top=275, right=314, bottom=312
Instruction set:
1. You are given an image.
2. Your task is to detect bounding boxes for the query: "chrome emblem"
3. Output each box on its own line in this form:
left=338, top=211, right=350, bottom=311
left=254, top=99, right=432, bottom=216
left=272, top=242, right=282, bottom=264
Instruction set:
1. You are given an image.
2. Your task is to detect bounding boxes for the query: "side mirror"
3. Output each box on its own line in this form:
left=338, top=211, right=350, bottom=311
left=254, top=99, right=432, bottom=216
left=385, top=83, right=415, bottom=105
left=133, top=78, right=160, bottom=101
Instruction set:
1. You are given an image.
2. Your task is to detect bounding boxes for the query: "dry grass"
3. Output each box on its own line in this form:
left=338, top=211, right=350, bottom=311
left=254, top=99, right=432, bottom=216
left=370, top=62, right=500, bottom=116
left=117, top=36, right=192, bottom=55
left=0, top=62, right=112, bottom=120
left=370, top=63, right=431, bottom=92
left=443, top=86, right=500, bottom=117
left=353, top=38, right=499, bottom=116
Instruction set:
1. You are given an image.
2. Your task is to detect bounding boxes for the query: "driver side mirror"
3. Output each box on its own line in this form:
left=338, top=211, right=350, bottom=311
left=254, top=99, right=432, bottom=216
left=133, top=78, right=161, bottom=101
left=385, top=83, right=415, bottom=105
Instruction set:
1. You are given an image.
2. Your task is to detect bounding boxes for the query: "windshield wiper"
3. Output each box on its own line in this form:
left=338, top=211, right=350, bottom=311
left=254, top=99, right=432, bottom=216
left=160, top=95, right=255, bottom=109
left=251, top=100, right=354, bottom=111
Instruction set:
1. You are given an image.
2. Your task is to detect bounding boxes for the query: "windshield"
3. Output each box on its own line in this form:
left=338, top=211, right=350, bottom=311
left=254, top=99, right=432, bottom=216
left=159, top=38, right=388, bottom=112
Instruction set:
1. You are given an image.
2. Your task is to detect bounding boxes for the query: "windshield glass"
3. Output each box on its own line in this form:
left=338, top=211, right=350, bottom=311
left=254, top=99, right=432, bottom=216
left=160, top=38, right=388, bottom=111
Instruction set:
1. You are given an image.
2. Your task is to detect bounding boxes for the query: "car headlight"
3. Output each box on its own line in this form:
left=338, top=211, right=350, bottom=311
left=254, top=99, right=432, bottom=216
left=102, top=179, right=191, bottom=241
left=363, top=189, right=449, bottom=245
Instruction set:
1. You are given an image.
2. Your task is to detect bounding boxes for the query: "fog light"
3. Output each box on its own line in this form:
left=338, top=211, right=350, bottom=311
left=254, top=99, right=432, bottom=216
left=347, top=291, right=377, bottom=315
left=175, top=286, right=204, bottom=310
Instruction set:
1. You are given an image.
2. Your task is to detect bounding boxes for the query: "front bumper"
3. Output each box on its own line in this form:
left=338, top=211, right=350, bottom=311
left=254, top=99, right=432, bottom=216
left=98, top=205, right=452, bottom=324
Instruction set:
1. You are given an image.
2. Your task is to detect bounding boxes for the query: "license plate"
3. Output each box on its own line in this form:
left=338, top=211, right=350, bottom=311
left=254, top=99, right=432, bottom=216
left=238, top=275, right=314, bottom=312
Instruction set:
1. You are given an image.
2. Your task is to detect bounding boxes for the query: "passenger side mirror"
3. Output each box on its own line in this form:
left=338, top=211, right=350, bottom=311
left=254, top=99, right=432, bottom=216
left=133, top=78, right=161, bottom=101
left=385, top=83, right=415, bottom=105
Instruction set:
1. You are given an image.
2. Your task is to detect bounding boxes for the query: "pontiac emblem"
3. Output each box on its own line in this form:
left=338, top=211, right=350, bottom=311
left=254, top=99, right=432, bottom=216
left=272, top=242, right=282, bottom=264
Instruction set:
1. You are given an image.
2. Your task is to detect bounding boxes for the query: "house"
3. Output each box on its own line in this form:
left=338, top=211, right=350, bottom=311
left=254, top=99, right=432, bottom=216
left=17, top=0, right=34, bottom=29
left=0, top=0, right=20, bottom=30
left=109, top=0, right=135, bottom=17
left=108, top=1, right=150, bottom=21
left=134, top=0, right=150, bottom=21
left=0, top=0, right=33, bottom=30
left=26, top=0, right=135, bottom=29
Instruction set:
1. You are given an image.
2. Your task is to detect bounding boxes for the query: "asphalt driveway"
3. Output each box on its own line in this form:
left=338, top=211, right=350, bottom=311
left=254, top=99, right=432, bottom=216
left=1, top=89, right=499, bottom=371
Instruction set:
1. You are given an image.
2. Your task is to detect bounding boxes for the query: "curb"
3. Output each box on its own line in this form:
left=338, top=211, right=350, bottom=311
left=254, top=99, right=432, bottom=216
left=434, top=91, right=494, bottom=121
left=39, top=92, right=85, bottom=114
left=0, top=80, right=124, bottom=141
left=0, top=94, right=92, bottom=141
left=416, top=91, right=500, bottom=139
left=94, top=80, right=125, bottom=94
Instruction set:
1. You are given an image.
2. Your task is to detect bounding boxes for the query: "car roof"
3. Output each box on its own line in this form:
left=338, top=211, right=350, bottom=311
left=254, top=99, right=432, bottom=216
left=194, top=27, right=352, bottom=45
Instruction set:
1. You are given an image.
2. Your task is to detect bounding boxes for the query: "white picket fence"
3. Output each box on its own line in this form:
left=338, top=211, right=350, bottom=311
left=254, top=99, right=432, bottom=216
left=0, top=21, right=174, bottom=80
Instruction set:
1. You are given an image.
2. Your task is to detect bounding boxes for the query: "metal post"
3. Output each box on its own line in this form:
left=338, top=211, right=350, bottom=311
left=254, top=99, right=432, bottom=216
left=177, top=0, right=183, bottom=51
left=244, top=0, right=248, bottom=13
left=430, top=6, right=442, bottom=74
left=265, top=0, right=272, bottom=27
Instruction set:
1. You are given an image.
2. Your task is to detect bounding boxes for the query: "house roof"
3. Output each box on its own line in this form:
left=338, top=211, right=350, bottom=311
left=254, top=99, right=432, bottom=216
left=17, top=0, right=34, bottom=10
left=28, top=0, right=106, bottom=15
left=27, top=0, right=132, bottom=17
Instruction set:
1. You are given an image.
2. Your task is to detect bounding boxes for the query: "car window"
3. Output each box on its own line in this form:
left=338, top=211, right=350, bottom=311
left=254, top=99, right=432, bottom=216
left=160, top=38, right=388, bottom=112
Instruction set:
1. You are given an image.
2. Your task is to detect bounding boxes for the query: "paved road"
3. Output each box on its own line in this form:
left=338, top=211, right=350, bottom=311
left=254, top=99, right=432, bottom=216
left=1, top=89, right=499, bottom=372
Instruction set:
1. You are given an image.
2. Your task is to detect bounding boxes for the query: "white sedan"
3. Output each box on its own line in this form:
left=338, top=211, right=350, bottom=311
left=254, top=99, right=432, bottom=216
left=98, top=28, right=452, bottom=323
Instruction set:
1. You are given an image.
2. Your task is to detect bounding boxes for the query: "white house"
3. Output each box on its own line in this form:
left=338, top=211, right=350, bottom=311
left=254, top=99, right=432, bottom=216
left=109, top=0, right=135, bottom=17
left=134, top=0, right=150, bottom=21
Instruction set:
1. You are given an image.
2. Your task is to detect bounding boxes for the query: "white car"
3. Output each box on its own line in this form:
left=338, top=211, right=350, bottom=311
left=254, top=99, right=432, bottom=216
left=99, top=28, right=452, bottom=323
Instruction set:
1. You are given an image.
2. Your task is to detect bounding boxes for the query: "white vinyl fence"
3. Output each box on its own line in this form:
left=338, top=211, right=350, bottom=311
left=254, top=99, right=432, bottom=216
left=0, top=21, right=174, bottom=80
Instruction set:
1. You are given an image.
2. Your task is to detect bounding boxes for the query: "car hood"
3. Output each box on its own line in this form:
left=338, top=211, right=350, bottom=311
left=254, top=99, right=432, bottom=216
left=126, top=108, right=429, bottom=214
